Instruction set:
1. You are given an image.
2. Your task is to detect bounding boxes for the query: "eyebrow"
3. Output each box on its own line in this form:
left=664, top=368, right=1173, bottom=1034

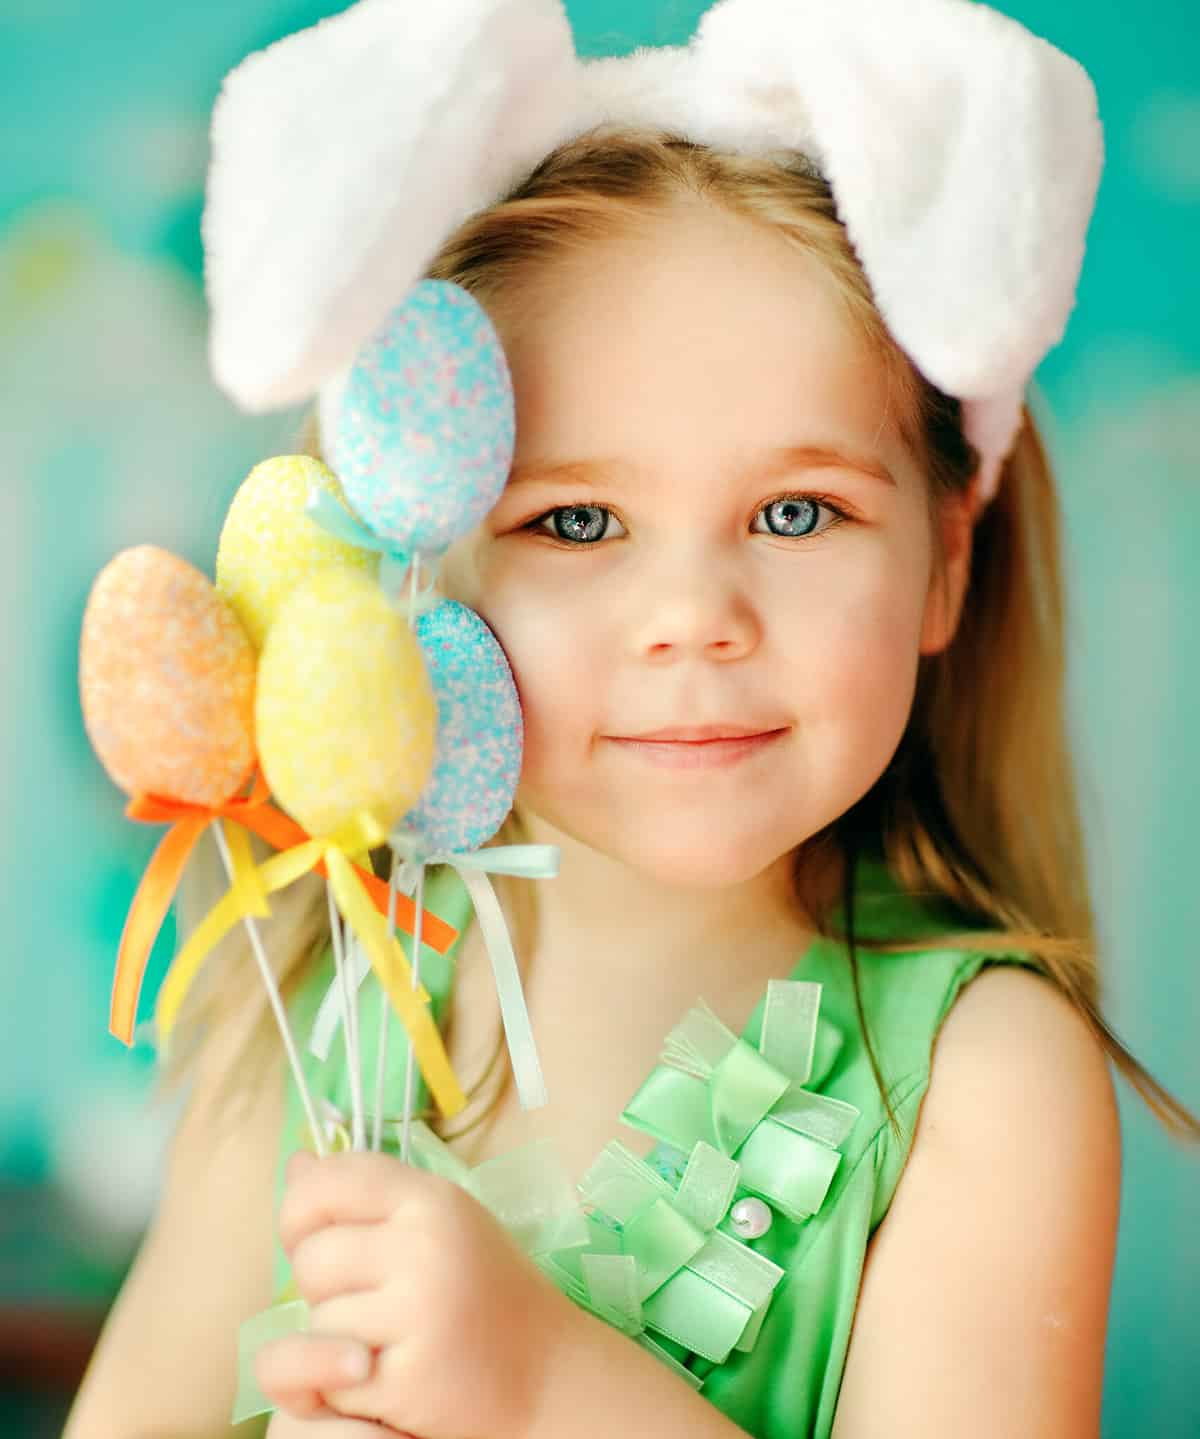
left=506, top=443, right=897, bottom=490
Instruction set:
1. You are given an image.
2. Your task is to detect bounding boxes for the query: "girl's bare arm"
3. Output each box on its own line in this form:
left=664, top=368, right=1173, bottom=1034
left=64, top=1020, right=284, bottom=1439
left=832, top=967, right=1121, bottom=1438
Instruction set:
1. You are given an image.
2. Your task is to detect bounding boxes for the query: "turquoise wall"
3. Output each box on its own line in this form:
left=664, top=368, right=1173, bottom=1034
left=2, top=2, right=1196, bottom=1432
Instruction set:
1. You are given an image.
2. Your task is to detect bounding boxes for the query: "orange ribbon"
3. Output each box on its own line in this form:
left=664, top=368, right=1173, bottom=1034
left=112, top=776, right=459, bottom=1046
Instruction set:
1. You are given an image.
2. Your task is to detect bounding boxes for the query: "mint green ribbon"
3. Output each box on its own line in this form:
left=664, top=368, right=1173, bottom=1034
left=232, top=1116, right=586, bottom=1427
left=403, top=1118, right=589, bottom=1256
left=622, top=980, right=862, bottom=1223
left=306, top=486, right=442, bottom=610
left=391, top=837, right=561, bottom=1112
left=232, top=1299, right=309, bottom=1425
left=537, top=1245, right=704, bottom=1391
left=562, top=1140, right=784, bottom=1365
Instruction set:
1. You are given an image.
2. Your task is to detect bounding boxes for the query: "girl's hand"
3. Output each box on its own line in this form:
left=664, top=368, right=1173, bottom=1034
left=258, top=1148, right=586, bottom=1439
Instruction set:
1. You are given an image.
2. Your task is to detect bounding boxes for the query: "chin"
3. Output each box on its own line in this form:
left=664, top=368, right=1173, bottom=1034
left=609, top=829, right=800, bottom=891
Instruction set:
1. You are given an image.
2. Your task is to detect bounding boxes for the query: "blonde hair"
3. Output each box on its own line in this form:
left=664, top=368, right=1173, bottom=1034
left=165, top=128, right=1198, bottom=1144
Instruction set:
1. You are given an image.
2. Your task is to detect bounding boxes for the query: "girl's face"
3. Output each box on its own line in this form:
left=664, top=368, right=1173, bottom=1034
left=445, top=198, right=971, bottom=888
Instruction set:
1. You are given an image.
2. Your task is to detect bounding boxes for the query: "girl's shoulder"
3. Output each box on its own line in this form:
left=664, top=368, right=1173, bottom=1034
left=759, top=854, right=1053, bottom=1176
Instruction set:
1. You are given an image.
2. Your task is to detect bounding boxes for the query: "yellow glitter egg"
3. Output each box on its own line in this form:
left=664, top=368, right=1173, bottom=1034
left=80, top=546, right=257, bottom=807
left=256, top=567, right=436, bottom=836
left=216, top=455, right=378, bottom=650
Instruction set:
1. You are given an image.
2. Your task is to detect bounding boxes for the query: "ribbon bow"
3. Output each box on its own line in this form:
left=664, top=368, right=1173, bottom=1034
left=150, top=791, right=459, bottom=1046
left=163, top=810, right=466, bottom=1120
left=307, top=487, right=443, bottom=610
left=232, top=1115, right=587, bottom=1426
left=544, top=1139, right=784, bottom=1369
left=622, top=980, right=861, bottom=1224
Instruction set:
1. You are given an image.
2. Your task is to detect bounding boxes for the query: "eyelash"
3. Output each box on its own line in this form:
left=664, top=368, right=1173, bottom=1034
left=521, top=492, right=854, bottom=547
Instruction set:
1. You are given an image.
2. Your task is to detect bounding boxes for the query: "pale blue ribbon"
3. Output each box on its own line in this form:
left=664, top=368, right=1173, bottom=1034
left=310, top=841, right=559, bottom=1113
left=306, top=485, right=443, bottom=610
left=392, top=836, right=560, bottom=1112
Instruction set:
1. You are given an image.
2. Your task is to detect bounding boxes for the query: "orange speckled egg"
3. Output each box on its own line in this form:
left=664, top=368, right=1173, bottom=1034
left=80, top=546, right=257, bottom=807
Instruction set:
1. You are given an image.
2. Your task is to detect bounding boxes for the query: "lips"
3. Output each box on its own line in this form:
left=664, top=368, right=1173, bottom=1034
left=604, top=727, right=788, bottom=771
left=616, top=724, right=787, bottom=742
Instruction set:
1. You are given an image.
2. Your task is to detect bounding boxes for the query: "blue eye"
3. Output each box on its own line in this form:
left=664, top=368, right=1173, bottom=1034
left=755, top=497, right=821, bottom=537
left=534, top=504, right=625, bottom=544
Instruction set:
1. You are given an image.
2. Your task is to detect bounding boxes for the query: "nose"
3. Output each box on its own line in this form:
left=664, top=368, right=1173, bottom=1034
left=625, top=544, right=761, bottom=664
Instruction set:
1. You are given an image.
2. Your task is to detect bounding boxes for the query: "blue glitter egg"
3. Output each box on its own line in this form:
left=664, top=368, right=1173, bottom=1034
left=401, top=600, right=523, bottom=854
left=335, top=280, right=515, bottom=553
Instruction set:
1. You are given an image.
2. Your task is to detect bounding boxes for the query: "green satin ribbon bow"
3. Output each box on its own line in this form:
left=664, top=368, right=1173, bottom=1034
left=622, top=980, right=862, bottom=1224
left=231, top=1118, right=587, bottom=1426
left=546, top=1139, right=784, bottom=1367
left=307, top=486, right=443, bottom=609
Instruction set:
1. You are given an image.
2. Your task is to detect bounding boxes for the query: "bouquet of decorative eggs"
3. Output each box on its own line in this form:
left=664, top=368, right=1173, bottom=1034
left=79, top=281, right=554, bottom=1156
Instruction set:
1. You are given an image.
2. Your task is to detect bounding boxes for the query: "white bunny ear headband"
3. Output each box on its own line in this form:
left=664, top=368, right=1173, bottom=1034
left=203, top=0, right=1104, bottom=506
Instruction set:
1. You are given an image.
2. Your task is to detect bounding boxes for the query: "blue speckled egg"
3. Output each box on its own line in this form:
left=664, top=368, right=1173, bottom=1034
left=335, top=280, right=515, bottom=553
left=401, top=600, right=523, bottom=854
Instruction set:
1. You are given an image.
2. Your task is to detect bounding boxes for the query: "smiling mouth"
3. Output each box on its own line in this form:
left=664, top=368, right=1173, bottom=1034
left=614, top=724, right=789, bottom=742
left=604, top=728, right=789, bottom=769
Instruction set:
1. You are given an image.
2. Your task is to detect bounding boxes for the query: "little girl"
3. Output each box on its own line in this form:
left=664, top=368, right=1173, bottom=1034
left=66, top=2, right=1199, bottom=1437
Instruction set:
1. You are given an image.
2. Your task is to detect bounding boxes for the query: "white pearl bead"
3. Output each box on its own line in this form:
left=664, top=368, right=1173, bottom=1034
left=729, top=1196, right=773, bottom=1239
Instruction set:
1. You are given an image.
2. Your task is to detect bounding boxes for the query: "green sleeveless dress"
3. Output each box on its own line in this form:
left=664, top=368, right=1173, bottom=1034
left=269, top=855, right=1045, bottom=1439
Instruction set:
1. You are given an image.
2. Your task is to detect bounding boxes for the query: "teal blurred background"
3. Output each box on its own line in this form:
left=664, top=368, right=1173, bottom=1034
left=2, top=0, right=1196, bottom=1433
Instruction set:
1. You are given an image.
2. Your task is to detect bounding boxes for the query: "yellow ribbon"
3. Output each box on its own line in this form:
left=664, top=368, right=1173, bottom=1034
left=153, top=817, right=273, bottom=1042
left=158, top=814, right=466, bottom=1121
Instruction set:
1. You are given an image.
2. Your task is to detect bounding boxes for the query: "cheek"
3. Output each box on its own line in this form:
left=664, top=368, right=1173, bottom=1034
left=782, top=552, right=929, bottom=756
left=466, top=560, right=602, bottom=755
left=821, top=588, right=923, bottom=694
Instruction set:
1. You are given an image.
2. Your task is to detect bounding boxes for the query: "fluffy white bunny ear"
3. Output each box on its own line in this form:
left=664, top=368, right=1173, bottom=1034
left=203, top=0, right=583, bottom=411
left=689, top=0, right=1103, bottom=402
left=687, top=0, right=1103, bottom=495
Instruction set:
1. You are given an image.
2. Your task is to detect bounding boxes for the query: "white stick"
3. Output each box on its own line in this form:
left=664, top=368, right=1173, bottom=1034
left=397, top=552, right=427, bottom=1164
left=371, top=855, right=400, bottom=1153
left=328, top=886, right=366, bottom=1150
left=410, top=553, right=423, bottom=616
left=399, top=862, right=427, bottom=1165
left=211, top=822, right=327, bottom=1159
